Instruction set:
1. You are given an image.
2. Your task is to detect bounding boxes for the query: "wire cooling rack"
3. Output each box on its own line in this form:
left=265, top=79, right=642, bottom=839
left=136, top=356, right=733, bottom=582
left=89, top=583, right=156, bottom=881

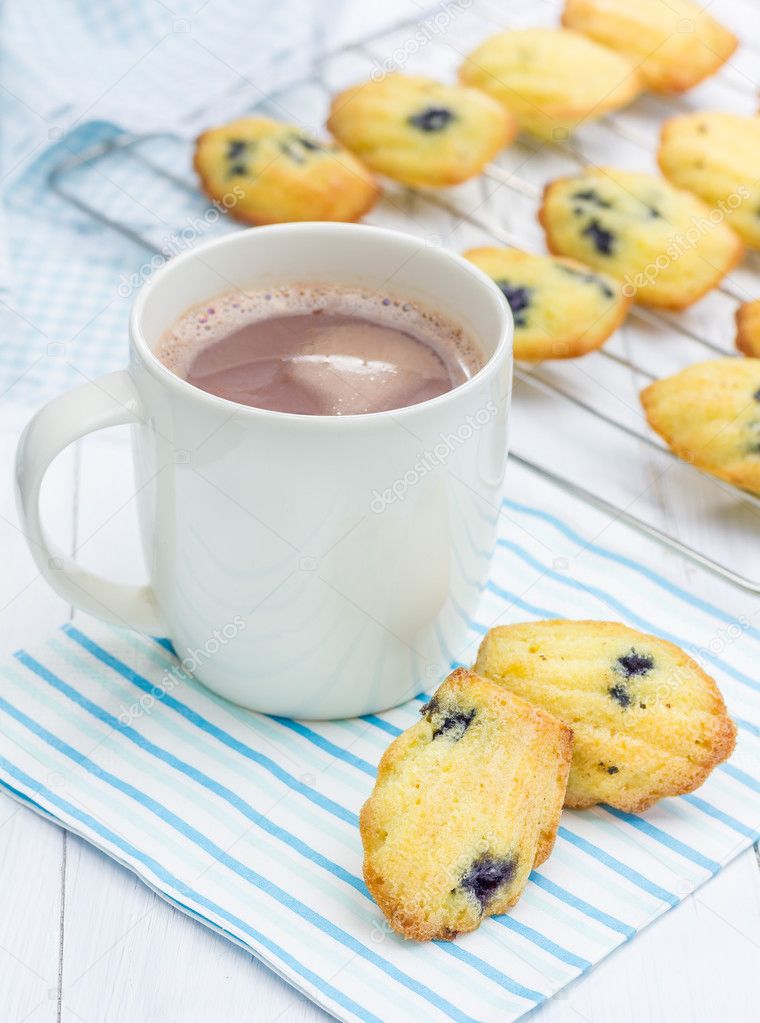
left=48, top=0, right=760, bottom=592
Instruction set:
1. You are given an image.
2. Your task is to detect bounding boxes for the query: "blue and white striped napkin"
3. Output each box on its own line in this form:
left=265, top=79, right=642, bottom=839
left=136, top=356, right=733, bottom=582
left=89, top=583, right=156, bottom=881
left=0, top=472, right=758, bottom=1023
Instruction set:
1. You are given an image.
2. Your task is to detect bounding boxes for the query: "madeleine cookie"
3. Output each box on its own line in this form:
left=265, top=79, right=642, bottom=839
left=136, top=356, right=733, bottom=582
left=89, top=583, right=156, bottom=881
left=539, top=167, right=744, bottom=309
left=360, top=668, right=572, bottom=941
left=658, top=113, right=760, bottom=250
left=475, top=621, right=736, bottom=814
left=459, top=28, right=642, bottom=140
left=642, top=359, right=760, bottom=495
left=562, top=0, right=737, bottom=94
left=736, top=300, right=760, bottom=357
left=193, top=117, right=379, bottom=225
left=464, top=247, right=629, bottom=360
left=327, top=75, right=515, bottom=187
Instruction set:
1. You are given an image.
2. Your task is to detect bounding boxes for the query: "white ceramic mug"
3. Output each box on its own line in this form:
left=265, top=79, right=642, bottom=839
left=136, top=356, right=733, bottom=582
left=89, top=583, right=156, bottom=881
left=15, top=223, right=512, bottom=718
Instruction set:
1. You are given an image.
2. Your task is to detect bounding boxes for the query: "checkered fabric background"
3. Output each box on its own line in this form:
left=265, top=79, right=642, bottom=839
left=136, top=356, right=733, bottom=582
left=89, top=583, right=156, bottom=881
left=0, top=0, right=420, bottom=405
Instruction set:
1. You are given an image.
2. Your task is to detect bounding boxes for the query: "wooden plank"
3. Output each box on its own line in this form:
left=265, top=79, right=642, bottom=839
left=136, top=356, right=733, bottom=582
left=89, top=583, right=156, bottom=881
left=5, top=2, right=760, bottom=1016
left=0, top=406, right=74, bottom=1023
left=531, top=849, right=760, bottom=1023
left=61, top=834, right=329, bottom=1023
left=0, top=799, right=63, bottom=1023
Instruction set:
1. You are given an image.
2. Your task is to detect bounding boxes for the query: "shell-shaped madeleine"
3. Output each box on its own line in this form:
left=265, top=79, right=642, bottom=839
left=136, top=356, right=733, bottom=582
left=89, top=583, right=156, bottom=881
left=463, top=246, right=630, bottom=360
left=327, top=75, right=516, bottom=187
left=539, top=167, right=743, bottom=309
left=736, top=300, right=760, bottom=358
left=194, top=116, right=379, bottom=225
left=475, top=621, right=736, bottom=813
left=642, top=359, right=760, bottom=495
left=460, top=28, right=642, bottom=139
left=658, top=112, right=760, bottom=250
left=360, top=669, right=572, bottom=941
left=562, top=0, right=737, bottom=94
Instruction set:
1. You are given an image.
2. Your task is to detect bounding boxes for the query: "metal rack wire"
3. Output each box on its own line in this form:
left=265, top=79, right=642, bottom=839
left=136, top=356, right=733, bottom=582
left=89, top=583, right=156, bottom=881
left=47, top=3, right=760, bottom=593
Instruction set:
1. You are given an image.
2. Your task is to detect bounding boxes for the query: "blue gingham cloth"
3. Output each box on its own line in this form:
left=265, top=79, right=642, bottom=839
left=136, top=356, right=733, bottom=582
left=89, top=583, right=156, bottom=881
left=1, top=465, right=757, bottom=1023
left=0, top=0, right=420, bottom=404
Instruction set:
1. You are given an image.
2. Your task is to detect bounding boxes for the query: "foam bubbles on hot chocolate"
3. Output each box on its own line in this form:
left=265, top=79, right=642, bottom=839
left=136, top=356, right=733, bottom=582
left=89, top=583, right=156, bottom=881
left=156, top=284, right=483, bottom=416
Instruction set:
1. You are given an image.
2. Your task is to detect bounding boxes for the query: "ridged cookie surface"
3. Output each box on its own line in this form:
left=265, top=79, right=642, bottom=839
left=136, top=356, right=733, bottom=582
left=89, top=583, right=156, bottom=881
left=562, top=0, right=737, bottom=93
left=360, top=668, right=573, bottom=941
left=539, top=167, right=743, bottom=309
left=194, top=117, right=379, bottom=225
left=658, top=113, right=760, bottom=250
left=475, top=621, right=736, bottom=813
left=459, top=28, right=641, bottom=140
left=464, top=247, right=630, bottom=360
left=327, top=75, right=515, bottom=187
left=642, top=358, right=760, bottom=495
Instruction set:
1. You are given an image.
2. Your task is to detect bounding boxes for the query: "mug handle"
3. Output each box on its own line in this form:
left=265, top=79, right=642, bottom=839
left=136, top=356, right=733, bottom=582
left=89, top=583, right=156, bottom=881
left=15, top=370, right=164, bottom=634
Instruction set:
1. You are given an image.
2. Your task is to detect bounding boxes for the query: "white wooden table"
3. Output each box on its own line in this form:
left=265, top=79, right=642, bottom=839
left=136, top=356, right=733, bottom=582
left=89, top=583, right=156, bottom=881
left=1, top=391, right=758, bottom=1022
left=3, top=0, right=760, bottom=1016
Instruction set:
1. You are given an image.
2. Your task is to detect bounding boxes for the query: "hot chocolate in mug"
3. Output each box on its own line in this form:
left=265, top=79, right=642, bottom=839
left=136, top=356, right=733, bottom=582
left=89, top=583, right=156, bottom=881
left=15, top=223, right=513, bottom=718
